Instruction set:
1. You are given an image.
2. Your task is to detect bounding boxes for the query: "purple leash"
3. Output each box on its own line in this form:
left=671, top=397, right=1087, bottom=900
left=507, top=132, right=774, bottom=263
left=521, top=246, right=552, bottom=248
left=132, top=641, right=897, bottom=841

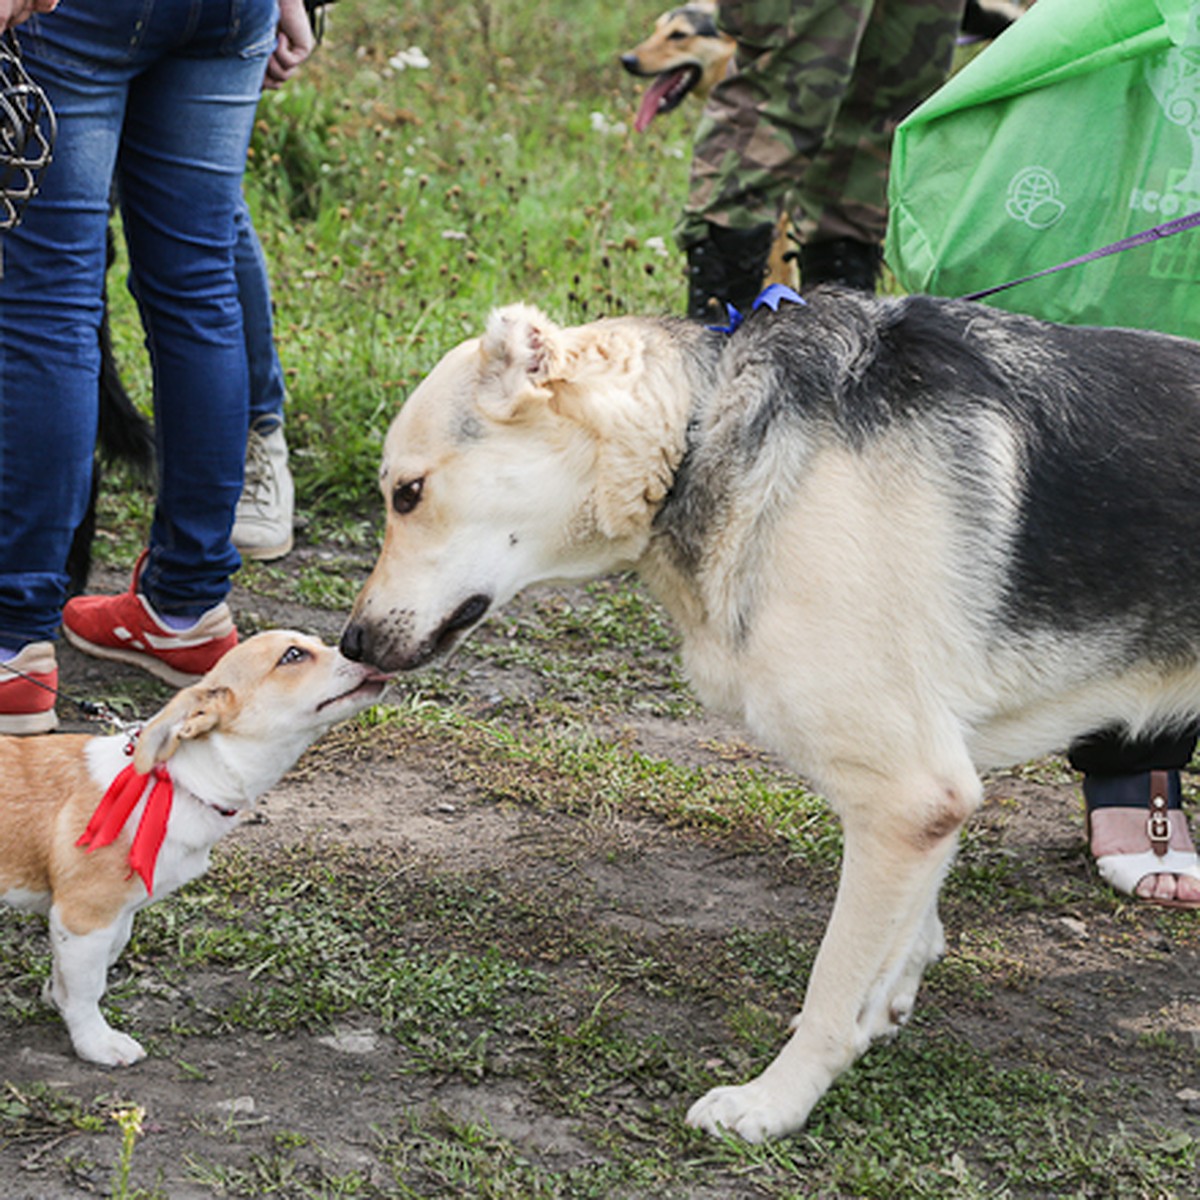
left=960, top=208, right=1200, bottom=302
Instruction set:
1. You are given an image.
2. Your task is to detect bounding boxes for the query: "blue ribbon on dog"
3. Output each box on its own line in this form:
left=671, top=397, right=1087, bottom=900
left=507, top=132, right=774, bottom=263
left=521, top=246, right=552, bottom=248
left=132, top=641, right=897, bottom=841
left=707, top=283, right=806, bottom=333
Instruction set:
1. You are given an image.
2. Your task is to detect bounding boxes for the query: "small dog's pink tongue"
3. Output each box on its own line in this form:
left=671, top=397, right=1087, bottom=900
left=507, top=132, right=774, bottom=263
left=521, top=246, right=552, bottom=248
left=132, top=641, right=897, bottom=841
left=634, top=71, right=683, bottom=132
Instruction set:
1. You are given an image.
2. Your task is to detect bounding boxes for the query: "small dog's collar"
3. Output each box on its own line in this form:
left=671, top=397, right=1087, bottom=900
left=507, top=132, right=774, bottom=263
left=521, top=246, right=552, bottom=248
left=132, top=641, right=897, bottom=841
left=707, top=283, right=806, bottom=334
left=77, top=758, right=239, bottom=896
left=123, top=728, right=236, bottom=819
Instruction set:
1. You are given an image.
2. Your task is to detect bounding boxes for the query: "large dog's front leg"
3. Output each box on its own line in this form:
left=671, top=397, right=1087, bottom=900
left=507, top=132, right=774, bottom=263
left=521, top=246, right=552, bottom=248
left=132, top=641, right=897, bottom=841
left=687, top=769, right=973, bottom=1142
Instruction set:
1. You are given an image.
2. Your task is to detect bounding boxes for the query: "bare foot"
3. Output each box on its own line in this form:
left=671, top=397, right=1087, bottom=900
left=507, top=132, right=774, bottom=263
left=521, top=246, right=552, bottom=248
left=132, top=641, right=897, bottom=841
left=1090, top=807, right=1200, bottom=905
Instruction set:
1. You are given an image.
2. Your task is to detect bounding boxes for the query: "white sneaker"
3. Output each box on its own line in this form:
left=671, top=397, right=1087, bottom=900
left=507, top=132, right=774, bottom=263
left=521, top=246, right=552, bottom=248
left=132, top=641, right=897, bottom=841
left=233, top=418, right=295, bottom=561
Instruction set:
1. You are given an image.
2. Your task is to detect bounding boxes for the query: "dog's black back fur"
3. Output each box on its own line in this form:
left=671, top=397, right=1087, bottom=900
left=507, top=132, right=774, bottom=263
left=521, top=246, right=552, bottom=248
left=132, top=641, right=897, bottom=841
left=665, top=290, right=1200, bottom=667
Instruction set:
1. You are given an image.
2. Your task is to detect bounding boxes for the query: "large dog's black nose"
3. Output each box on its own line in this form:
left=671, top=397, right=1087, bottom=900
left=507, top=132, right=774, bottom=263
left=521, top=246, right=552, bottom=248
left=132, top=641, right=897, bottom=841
left=340, top=621, right=368, bottom=663
left=619, top=53, right=641, bottom=76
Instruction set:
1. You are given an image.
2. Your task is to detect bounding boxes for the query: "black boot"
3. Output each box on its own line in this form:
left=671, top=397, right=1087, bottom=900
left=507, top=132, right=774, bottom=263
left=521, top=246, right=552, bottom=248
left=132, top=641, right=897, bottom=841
left=960, top=0, right=1015, bottom=41
left=685, top=221, right=775, bottom=320
left=798, top=238, right=883, bottom=293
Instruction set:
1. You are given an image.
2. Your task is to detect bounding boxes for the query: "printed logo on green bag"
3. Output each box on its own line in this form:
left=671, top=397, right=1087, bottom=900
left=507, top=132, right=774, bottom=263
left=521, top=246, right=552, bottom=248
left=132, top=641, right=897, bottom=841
left=1145, top=31, right=1200, bottom=194
left=1005, top=167, right=1065, bottom=230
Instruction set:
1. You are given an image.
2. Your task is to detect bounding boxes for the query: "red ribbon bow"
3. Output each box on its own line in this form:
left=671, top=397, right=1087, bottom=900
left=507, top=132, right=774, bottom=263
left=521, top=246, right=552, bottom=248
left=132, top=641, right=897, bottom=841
left=77, top=762, right=174, bottom=895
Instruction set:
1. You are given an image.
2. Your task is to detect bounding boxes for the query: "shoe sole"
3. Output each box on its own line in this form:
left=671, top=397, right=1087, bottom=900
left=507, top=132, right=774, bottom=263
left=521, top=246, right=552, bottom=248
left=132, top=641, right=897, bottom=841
left=62, top=626, right=206, bottom=689
left=0, top=709, right=59, bottom=735
left=234, top=532, right=294, bottom=562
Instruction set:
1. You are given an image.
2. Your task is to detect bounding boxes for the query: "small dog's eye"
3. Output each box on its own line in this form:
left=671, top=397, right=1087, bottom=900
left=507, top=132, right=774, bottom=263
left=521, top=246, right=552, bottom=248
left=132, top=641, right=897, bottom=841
left=668, top=29, right=687, bottom=40
left=393, top=478, right=424, bottom=515
left=278, top=645, right=310, bottom=666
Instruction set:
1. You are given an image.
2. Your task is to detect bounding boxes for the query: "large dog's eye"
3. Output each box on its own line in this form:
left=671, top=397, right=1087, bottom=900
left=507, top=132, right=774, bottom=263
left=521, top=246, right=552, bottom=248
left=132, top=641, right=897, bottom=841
left=393, top=478, right=424, bottom=515
left=278, top=645, right=311, bottom=667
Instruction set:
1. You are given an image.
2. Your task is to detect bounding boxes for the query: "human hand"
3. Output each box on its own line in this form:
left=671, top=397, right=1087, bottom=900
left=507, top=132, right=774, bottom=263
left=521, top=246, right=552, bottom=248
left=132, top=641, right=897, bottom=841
left=0, top=0, right=59, bottom=34
left=263, top=0, right=315, bottom=91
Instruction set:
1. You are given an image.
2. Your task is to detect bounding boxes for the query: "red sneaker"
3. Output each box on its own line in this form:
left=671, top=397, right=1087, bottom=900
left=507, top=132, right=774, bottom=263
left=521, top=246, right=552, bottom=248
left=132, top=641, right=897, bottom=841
left=62, top=557, right=238, bottom=687
left=0, top=641, right=59, bottom=734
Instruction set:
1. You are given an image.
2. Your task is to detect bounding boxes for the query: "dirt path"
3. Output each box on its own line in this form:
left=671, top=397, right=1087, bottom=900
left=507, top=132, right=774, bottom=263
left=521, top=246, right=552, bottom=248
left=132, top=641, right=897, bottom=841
left=2, top=552, right=1198, bottom=1198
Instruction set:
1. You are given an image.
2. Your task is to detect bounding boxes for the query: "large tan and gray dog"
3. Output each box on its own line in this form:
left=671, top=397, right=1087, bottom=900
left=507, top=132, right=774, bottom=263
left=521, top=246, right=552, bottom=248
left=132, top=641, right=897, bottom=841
left=341, top=290, right=1200, bottom=1141
left=1, top=631, right=386, bottom=1066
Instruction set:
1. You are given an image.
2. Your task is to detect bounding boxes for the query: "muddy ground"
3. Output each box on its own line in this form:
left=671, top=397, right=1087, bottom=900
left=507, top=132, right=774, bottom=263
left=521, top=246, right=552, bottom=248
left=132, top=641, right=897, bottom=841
left=1, top=547, right=1198, bottom=1199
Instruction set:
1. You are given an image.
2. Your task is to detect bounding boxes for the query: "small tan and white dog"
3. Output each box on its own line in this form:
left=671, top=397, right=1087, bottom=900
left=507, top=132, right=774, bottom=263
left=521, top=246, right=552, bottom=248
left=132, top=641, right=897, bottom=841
left=0, top=630, right=387, bottom=1067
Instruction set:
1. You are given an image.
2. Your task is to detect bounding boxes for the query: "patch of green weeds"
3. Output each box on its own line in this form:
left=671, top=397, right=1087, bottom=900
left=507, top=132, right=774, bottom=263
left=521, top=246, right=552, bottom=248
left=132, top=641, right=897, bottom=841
left=924, top=927, right=1034, bottom=1004
left=186, top=1151, right=371, bottom=1198
left=0, top=1085, right=169, bottom=1198
left=374, top=1109, right=661, bottom=1200
left=343, top=700, right=844, bottom=866
left=239, top=556, right=369, bottom=613
left=0, top=1081, right=107, bottom=1137
left=470, top=578, right=697, bottom=717
left=699, top=1032, right=1199, bottom=1199
left=0, top=911, right=51, bottom=1022
left=129, top=851, right=546, bottom=1061
left=724, top=929, right=816, bottom=999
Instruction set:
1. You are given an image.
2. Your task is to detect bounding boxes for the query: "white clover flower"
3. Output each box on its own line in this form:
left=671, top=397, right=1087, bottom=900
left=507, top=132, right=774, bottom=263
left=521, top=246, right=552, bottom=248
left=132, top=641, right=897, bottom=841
left=590, top=111, right=627, bottom=137
left=388, top=46, right=431, bottom=71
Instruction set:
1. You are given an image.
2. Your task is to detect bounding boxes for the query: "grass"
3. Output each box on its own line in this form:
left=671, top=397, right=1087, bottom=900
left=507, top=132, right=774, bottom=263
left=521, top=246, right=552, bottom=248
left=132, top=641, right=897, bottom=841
left=6, top=824, right=1197, bottom=1197
left=6, top=1, right=1200, bottom=1196
left=101, top=0, right=692, bottom=545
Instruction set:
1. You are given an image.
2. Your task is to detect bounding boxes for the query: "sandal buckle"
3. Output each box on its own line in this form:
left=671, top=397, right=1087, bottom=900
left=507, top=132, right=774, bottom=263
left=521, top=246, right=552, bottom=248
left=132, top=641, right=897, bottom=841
left=1147, top=791, right=1171, bottom=857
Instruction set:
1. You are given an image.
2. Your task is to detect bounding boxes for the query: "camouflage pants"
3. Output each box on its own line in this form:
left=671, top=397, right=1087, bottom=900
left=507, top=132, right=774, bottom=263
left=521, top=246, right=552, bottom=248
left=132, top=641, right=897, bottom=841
left=676, top=0, right=965, bottom=250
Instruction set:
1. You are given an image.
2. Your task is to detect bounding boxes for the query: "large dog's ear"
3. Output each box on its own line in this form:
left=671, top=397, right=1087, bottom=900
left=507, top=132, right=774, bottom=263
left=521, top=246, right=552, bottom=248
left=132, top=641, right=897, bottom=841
left=132, top=685, right=237, bottom=772
left=477, top=304, right=565, bottom=419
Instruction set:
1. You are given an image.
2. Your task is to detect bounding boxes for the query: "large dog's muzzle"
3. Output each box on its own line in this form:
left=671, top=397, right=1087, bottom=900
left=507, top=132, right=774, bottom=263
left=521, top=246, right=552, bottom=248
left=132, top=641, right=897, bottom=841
left=340, top=592, right=491, bottom=673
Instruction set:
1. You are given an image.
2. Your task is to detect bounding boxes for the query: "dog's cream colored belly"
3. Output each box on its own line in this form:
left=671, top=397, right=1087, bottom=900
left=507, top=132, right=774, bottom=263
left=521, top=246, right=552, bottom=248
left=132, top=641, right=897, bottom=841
left=969, top=656, right=1200, bottom=771
left=674, top=443, right=985, bottom=792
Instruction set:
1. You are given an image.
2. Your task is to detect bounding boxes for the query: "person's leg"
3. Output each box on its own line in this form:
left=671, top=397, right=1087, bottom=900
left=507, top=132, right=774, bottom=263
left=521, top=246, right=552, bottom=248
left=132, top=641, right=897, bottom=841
left=235, top=195, right=287, bottom=432
left=60, top=0, right=277, bottom=685
left=1069, top=726, right=1200, bottom=906
left=232, top=194, right=295, bottom=560
left=116, top=4, right=276, bottom=617
left=676, top=0, right=873, bottom=316
left=796, top=0, right=963, bottom=287
left=0, top=7, right=130, bottom=728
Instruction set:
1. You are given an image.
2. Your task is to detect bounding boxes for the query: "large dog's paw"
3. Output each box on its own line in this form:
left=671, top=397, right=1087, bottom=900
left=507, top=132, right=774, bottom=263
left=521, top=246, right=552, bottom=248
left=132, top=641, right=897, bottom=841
left=71, top=1025, right=147, bottom=1068
left=686, top=1079, right=809, bottom=1143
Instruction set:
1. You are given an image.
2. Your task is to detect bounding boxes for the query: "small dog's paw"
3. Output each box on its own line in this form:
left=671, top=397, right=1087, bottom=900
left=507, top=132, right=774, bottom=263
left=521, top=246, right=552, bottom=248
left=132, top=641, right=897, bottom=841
left=74, top=1028, right=146, bottom=1067
left=686, top=1080, right=801, bottom=1143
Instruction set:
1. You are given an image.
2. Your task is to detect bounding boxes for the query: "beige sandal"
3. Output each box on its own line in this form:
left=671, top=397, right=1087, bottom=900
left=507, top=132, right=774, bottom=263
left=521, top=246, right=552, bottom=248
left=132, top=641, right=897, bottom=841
left=1090, top=771, right=1200, bottom=909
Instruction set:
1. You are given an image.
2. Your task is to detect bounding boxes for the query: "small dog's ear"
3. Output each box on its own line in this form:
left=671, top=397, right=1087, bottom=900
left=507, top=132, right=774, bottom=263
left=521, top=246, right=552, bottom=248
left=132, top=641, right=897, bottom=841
left=478, top=304, right=563, bottom=406
left=133, top=685, right=237, bottom=771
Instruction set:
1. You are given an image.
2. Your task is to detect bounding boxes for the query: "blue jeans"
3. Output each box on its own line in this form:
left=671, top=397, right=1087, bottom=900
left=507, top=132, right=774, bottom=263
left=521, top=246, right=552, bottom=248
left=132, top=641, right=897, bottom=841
left=0, top=0, right=277, bottom=645
left=234, top=193, right=287, bottom=433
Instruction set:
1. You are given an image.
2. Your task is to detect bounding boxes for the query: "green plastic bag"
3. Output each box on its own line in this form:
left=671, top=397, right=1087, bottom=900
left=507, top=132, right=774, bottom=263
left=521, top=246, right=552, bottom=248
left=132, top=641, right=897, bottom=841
left=887, top=0, right=1200, bottom=337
